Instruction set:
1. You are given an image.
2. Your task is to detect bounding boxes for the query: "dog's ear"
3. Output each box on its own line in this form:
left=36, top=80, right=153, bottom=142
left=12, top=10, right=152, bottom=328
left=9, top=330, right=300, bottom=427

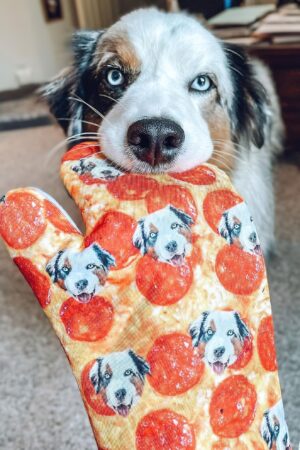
left=223, top=43, right=268, bottom=149
left=234, top=312, right=250, bottom=342
left=133, top=220, right=147, bottom=255
left=128, top=350, right=151, bottom=379
left=45, top=250, right=65, bottom=282
left=40, top=30, right=103, bottom=137
left=89, top=358, right=103, bottom=394
left=169, top=205, right=193, bottom=227
left=261, top=412, right=273, bottom=449
left=218, top=212, right=231, bottom=243
left=92, top=244, right=116, bottom=271
left=189, top=311, right=210, bottom=347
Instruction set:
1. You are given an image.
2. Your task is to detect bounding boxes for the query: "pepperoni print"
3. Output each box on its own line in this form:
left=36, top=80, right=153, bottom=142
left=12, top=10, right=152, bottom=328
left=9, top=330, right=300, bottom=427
left=203, top=190, right=243, bottom=233
left=257, top=316, right=278, bottom=372
left=146, top=184, right=198, bottom=221
left=215, top=246, right=264, bottom=295
left=0, top=192, right=46, bottom=249
left=209, top=375, right=257, bottom=438
left=61, top=141, right=99, bottom=162
left=13, top=257, right=50, bottom=308
left=136, top=409, right=196, bottom=450
left=81, top=360, right=115, bottom=416
left=60, top=296, right=113, bottom=342
left=44, top=199, right=80, bottom=234
left=85, top=211, right=138, bottom=268
left=107, top=174, right=159, bottom=200
left=136, top=255, right=193, bottom=305
left=171, top=165, right=216, bottom=185
left=147, top=333, right=205, bottom=395
left=229, top=336, right=253, bottom=371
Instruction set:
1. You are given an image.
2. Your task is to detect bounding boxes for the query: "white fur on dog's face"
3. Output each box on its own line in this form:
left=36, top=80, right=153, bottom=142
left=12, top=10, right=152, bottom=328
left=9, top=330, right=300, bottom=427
left=72, top=156, right=124, bottom=181
left=189, top=310, right=250, bottom=375
left=133, top=205, right=193, bottom=266
left=218, top=202, right=261, bottom=255
left=99, top=9, right=233, bottom=173
left=90, top=350, right=150, bottom=417
left=261, top=400, right=291, bottom=450
left=46, top=243, right=115, bottom=303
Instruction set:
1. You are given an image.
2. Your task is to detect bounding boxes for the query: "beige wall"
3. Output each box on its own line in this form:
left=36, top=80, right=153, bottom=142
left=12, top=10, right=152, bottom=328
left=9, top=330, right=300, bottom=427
left=0, top=0, right=74, bottom=92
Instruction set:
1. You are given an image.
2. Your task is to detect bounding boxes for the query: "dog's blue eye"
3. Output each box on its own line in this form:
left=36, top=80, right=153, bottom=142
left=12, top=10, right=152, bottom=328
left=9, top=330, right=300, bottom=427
left=106, top=68, right=125, bottom=87
left=234, top=224, right=241, bottom=230
left=86, top=263, right=97, bottom=270
left=104, top=372, right=111, bottom=380
left=171, top=223, right=179, bottom=230
left=207, top=328, right=214, bottom=336
left=124, top=369, right=133, bottom=376
left=62, top=266, right=70, bottom=274
left=190, top=75, right=213, bottom=93
left=149, top=232, right=157, bottom=239
left=227, top=330, right=234, bottom=336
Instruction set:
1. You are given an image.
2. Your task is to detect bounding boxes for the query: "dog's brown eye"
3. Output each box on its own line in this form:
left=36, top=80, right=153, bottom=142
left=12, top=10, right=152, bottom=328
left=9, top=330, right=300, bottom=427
left=190, top=75, right=213, bottom=93
left=124, top=369, right=133, bottom=376
left=106, top=68, right=125, bottom=87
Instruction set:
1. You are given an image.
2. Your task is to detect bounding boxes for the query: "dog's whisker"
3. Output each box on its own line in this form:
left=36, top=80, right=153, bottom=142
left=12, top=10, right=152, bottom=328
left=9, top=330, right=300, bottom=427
left=56, top=117, right=100, bottom=129
left=69, top=94, right=113, bottom=127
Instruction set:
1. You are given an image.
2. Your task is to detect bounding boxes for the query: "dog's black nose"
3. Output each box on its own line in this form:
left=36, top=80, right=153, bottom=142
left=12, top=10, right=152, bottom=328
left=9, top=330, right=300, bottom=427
left=166, top=240, right=178, bottom=253
left=115, top=388, right=126, bottom=401
left=249, top=232, right=257, bottom=243
left=214, top=347, right=225, bottom=358
left=75, top=279, right=88, bottom=291
left=127, top=118, right=185, bottom=166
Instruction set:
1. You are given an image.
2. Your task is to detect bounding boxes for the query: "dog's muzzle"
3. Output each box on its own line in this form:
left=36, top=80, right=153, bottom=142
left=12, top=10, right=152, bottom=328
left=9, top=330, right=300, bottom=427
left=127, top=117, right=185, bottom=167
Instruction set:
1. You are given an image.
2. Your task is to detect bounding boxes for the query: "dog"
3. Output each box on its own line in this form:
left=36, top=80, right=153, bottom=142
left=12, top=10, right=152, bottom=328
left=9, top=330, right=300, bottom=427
left=41, top=8, right=284, bottom=256
left=218, top=202, right=261, bottom=255
left=189, top=310, right=251, bottom=375
left=72, top=156, right=124, bottom=181
left=133, top=205, right=193, bottom=266
left=46, top=243, right=115, bottom=303
left=89, top=349, right=150, bottom=417
left=261, top=400, right=291, bottom=450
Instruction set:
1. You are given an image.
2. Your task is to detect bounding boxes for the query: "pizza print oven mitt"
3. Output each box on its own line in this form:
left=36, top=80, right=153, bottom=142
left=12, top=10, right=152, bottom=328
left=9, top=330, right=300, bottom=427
left=0, top=141, right=291, bottom=450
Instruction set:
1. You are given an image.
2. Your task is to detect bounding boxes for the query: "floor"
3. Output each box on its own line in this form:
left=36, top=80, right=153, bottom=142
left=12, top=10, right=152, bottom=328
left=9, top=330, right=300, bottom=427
left=0, top=125, right=299, bottom=449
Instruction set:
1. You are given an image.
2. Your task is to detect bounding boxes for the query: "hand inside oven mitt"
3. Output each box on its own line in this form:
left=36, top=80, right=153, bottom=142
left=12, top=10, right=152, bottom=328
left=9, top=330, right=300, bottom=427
left=0, top=141, right=291, bottom=450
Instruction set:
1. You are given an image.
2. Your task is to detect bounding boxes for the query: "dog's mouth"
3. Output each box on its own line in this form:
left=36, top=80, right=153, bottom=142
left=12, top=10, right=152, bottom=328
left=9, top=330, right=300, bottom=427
left=75, top=290, right=95, bottom=303
left=169, top=253, right=185, bottom=267
left=115, top=404, right=132, bottom=417
left=253, top=244, right=262, bottom=256
left=210, top=361, right=228, bottom=375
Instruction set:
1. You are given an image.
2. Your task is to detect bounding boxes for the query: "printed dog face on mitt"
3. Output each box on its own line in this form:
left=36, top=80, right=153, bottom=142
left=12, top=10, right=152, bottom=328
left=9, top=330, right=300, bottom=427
left=189, top=310, right=250, bottom=375
left=261, top=400, right=291, bottom=450
left=133, top=205, right=193, bottom=266
left=218, top=202, right=261, bottom=255
left=90, top=350, right=150, bottom=417
left=46, top=243, right=115, bottom=303
left=72, top=156, right=124, bottom=181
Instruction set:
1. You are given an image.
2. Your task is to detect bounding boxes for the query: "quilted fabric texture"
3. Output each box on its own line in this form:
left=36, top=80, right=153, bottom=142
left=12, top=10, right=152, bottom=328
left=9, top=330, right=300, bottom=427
left=0, top=141, right=291, bottom=450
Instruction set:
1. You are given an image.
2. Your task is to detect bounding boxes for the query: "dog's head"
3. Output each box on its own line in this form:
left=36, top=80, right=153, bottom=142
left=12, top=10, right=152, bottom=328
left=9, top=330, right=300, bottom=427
left=46, top=243, right=115, bottom=302
left=133, top=205, right=193, bottom=266
left=189, top=310, right=250, bottom=375
left=72, top=156, right=124, bottom=181
left=41, top=8, right=268, bottom=174
left=261, top=400, right=291, bottom=450
left=218, top=202, right=261, bottom=255
left=89, top=349, right=150, bottom=417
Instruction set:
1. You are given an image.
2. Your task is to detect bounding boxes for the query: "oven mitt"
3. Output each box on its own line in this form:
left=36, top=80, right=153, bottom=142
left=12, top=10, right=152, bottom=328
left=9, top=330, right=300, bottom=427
left=0, top=141, right=291, bottom=450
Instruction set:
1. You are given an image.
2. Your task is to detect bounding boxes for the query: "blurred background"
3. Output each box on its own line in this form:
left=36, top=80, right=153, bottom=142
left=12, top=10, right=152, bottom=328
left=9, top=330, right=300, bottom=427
left=0, top=1, right=299, bottom=449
